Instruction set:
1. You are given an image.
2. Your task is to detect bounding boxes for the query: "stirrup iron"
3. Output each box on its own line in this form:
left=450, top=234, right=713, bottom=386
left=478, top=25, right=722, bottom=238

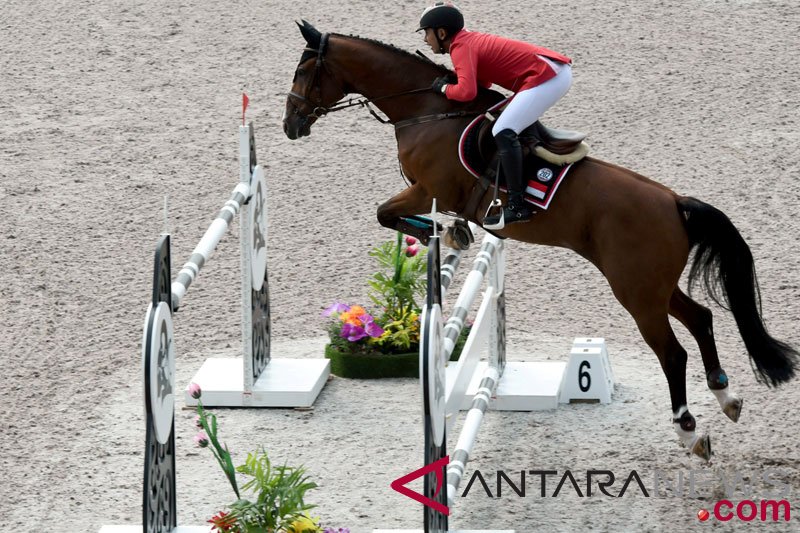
left=483, top=198, right=505, bottom=230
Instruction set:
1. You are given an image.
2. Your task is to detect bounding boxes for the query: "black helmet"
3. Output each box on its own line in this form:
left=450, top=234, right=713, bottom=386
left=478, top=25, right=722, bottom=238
left=417, top=2, right=464, bottom=33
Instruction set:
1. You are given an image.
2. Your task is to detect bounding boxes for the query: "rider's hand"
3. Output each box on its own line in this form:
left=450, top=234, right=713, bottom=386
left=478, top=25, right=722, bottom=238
left=431, top=76, right=449, bottom=95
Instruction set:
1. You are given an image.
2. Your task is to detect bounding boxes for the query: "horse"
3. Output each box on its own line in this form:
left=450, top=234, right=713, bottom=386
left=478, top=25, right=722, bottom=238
left=282, top=21, right=797, bottom=460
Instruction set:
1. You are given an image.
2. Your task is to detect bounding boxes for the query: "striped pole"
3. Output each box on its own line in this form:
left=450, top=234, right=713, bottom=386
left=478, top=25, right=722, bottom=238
left=446, top=364, right=500, bottom=506
left=441, top=235, right=501, bottom=358
left=440, top=222, right=481, bottom=298
left=170, top=182, right=253, bottom=310
left=443, top=241, right=505, bottom=506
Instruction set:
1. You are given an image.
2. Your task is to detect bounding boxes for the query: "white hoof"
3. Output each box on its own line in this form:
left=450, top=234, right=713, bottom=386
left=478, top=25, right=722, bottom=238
left=723, top=398, right=743, bottom=423
left=711, top=388, right=742, bottom=423
left=690, top=434, right=712, bottom=461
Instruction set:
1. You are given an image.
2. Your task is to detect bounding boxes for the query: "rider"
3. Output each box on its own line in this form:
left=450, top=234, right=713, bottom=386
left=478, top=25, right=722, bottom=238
left=418, top=2, right=573, bottom=227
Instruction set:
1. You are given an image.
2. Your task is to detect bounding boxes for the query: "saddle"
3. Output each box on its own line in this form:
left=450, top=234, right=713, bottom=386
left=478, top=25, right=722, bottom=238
left=456, top=103, right=589, bottom=223
left=470, top=113, right=589, bottom=178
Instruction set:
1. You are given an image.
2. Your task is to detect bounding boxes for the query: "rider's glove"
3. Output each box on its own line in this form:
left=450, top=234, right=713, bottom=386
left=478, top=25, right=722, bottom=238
left=431, top=76, right=449, bottom=95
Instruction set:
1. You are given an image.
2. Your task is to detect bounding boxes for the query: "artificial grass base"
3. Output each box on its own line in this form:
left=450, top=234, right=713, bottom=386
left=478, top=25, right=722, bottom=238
left=324, top=334, right=466, bottom=379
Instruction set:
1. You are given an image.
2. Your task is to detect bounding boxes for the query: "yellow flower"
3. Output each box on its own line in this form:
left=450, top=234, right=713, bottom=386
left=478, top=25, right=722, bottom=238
left=286, top=513, right=321, bottom=533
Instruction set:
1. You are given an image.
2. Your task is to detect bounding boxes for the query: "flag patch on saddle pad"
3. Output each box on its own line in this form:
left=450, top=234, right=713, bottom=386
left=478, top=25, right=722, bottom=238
left=500, top=162, right=573, bottom=210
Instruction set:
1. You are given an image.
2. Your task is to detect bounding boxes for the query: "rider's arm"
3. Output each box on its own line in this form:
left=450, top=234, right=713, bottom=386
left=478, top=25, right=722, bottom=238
left=444, top=43, right=479, bottom=101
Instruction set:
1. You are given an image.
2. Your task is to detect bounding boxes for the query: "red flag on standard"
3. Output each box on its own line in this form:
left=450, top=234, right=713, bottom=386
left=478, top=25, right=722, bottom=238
left=242, top=93, right=250, bottom=125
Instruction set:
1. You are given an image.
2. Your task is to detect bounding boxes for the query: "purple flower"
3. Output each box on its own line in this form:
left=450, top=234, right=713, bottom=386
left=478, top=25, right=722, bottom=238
left=361, top=314, right=385, bottom=338
left=340, top=322, right=368, bottom=342
left=194, top=431, right=209, bottom=448
left=322, top=301, right=350, bottom=317
left=188, top=382, right=202, bottom=399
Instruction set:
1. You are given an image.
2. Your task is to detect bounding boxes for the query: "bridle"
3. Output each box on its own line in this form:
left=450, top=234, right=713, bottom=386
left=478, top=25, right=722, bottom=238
left=286, top=33, right=340, bottom=120
left=286, top=32, right=475, bottom=128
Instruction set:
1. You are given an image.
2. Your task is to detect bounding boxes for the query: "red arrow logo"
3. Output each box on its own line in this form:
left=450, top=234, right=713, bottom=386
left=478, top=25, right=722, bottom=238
left=390, top=456, right=450, bottom=515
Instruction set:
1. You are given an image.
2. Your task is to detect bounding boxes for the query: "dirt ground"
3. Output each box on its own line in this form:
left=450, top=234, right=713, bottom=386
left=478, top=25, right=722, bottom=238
left=2, top=1, right=799, bottom=532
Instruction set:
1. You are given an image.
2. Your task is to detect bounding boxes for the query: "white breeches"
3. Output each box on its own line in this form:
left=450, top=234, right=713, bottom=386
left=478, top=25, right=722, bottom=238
left=492, top=61, right=573, bottom=136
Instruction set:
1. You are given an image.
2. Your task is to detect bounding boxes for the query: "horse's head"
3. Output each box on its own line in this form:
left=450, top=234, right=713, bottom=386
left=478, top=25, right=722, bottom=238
left=283, top=21, right=347, bottom=140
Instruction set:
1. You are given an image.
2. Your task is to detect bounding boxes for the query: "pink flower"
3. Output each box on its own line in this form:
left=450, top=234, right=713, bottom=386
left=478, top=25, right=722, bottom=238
left=194, top=431, right=209, bottom=448
left=188, top=382, right=202, bottom=399
left=194, top=415, right=203, bottom=428
left=406, top=244, right=420, bottom=257
left=208, top=511, right=238, bottom=532
left=405, top=236, right=417, bottom=246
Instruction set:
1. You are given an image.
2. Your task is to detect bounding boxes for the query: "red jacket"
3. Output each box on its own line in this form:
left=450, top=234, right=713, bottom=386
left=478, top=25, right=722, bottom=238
left=444, top=30, right=571, bottom=102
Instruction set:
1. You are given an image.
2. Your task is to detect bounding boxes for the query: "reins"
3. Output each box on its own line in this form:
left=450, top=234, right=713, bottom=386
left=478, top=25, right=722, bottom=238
left=288, top=87, right=435, bottom=124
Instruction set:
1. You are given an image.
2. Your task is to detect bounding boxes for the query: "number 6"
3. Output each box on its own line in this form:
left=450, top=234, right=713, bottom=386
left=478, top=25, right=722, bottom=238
left=579, top=360, right=591, bottom=392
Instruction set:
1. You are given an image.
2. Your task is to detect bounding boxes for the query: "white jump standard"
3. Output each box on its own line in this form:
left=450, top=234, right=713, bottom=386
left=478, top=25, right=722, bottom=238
left=180, top=123, right=329, bottom=408
left=102, top=123, right=328, bottom=533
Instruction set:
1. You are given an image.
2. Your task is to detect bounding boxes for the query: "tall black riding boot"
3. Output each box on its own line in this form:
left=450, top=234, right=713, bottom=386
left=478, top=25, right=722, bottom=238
left=484, top=128, right=533, bottom=229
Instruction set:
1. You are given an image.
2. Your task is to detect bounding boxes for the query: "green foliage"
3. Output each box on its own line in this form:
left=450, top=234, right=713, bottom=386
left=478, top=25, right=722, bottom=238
left=367, top=232, right=426, bottom=318
left=371, top=305, right=420, bottom=352
left=196, top=402, right=240, bottom=499
left=224, top=450, right=317, bottom=532
left=194, top=394, right=321, bottom=532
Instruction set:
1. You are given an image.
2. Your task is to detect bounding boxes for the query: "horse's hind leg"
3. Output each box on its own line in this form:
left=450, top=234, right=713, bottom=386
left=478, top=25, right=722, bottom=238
left=634, top=312, right=712, bottom=461
left=669, top=288, right=743, bottom=423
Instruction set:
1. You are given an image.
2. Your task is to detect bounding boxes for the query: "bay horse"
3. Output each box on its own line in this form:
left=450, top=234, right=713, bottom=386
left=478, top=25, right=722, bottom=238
left=282, top=21, right=797, bottom=460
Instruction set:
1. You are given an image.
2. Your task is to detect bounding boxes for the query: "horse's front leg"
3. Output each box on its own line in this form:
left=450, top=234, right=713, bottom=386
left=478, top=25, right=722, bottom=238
left=376, top=184, right=441, bottom=245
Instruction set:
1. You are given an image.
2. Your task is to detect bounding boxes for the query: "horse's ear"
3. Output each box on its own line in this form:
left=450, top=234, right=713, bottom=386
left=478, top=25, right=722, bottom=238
left=296, top=19, right=321, bottom=50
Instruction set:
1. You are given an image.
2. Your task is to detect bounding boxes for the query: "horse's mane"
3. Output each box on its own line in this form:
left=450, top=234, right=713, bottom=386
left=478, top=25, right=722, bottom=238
left=330, top=33, right=504, bottom=105
left=331, top=33, right=452, bottom=76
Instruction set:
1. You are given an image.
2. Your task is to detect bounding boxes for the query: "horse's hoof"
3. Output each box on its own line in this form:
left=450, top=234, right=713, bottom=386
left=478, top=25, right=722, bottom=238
left=691, top=434, right=712, bottom=461
left=443, top=224, right=472, bottom=251
left=723, top=398, right=743, bottom=423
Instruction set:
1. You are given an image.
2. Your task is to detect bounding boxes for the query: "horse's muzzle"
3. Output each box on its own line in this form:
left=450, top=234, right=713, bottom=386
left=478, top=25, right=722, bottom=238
left=283, top=101, right=314, bottom=140
left=284, top=114, right=314, bottom=140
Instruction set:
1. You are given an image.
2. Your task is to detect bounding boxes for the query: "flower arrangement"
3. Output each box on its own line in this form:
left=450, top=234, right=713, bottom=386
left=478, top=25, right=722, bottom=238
left=320, top=233, right=427, bottom=378
left=324, top=233, right=426, bottom=358
left=188, top=383, right=349, bottom=533
left=322, top=232, right=472, bottom=378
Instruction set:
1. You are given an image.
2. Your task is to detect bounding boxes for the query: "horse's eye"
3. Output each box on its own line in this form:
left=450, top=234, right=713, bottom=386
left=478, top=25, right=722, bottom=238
left=296, top=68, right=306, bottom=77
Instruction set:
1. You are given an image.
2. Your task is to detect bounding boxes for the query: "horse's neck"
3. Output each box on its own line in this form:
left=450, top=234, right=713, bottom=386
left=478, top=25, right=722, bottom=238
left=330, top=37, right=449, bottom=122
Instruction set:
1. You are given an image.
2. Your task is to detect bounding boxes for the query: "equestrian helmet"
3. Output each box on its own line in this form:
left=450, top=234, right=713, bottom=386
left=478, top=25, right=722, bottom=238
left=417, top=2, right=464, bottom=34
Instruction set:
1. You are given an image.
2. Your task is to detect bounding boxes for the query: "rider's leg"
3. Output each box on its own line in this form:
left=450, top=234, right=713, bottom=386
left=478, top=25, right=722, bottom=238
left=485, top=128, right=532, bottom=225
left=484, top=63, right=572, bottom=228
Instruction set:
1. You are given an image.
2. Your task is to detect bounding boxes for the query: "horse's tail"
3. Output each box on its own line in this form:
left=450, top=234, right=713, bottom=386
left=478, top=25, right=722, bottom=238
left=678, top=196, right=797, bottom=387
